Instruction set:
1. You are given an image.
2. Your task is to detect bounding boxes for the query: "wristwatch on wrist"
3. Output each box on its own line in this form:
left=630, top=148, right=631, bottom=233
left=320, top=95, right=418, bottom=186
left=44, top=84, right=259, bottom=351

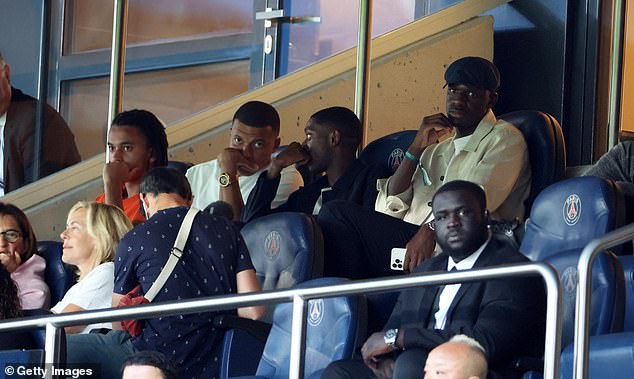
left=384, top=328, right=398, bottom=348
left=218, top=172, right=234, bottom=188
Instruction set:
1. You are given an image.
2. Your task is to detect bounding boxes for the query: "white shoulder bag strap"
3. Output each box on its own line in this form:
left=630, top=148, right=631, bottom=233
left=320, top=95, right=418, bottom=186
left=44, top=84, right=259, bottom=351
left=144, top=207, right=199, bottom=301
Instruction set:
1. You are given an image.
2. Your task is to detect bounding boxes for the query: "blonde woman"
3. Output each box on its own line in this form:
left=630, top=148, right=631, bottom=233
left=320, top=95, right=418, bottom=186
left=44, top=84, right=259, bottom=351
left=52, top=201, right=132, bottom=333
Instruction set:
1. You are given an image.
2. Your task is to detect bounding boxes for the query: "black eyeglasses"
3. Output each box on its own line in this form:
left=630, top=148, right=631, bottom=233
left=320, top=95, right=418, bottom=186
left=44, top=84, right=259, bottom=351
left=0, top=230, right=22, bottom=243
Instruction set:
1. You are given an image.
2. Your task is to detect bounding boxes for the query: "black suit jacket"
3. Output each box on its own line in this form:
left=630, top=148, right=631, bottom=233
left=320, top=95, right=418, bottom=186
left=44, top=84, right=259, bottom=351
left=385, top=238, right=546, bottom=377
left=4, top=87, right=81, bottom=192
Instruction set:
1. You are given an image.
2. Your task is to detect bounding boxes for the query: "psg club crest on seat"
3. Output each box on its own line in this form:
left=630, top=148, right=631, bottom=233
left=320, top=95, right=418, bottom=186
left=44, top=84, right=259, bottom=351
left=563, top=194, right=581, bottom=226
left=308, top=299, right=324, bottom=326
left=561, top=266, right=578, bottom=294
left=388, top=148, right=405, bottom=172
left=264, top=231, right=281, bottom=260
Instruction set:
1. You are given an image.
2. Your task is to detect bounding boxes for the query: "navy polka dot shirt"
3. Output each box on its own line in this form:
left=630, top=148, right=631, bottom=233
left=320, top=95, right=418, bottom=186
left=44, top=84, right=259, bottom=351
left=114, top=206, right=254, bottom=378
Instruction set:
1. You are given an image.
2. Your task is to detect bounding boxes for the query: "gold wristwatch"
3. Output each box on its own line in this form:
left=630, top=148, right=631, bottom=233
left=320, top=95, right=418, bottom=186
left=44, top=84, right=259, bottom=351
left=218, top=172, right=234, bottom=188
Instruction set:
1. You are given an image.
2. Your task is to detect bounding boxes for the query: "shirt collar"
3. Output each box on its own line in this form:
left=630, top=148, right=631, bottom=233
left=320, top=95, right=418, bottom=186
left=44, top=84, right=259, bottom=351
left=461, top=109, right=496, bottom=153
left=447, top=233, right=491, bottom=271
left=0, top=112, right=6, bottom=129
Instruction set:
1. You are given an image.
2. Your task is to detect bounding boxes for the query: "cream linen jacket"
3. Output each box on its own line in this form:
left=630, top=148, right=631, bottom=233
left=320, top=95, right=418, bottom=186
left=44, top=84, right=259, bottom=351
left=375, top=110, right=531, bottom=225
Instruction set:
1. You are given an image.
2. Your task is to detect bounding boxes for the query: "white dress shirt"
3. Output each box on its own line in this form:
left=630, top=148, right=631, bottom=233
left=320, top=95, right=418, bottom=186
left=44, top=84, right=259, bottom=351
left=434, top=234, right=491, bottom=329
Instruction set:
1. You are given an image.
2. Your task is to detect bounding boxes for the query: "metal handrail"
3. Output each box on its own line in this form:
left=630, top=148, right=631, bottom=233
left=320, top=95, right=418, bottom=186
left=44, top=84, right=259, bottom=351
left=355, top=0, right=373, bottom=149
left=573, top=222, right=634, bottom=379
left=0, top=262, right=561, bottom=379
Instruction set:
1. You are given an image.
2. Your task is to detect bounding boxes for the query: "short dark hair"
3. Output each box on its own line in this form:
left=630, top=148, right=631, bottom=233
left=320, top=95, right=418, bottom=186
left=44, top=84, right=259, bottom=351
left=112, top=109, right=169, bottom=167
left=233, top=101, right=280, bottom=135
left=140, top=167, right=192, bottom=201
left=309, top=107, right=362, bottom=150
left=122, top=351, right=178, bottom=379
left=0, top=203, right=37, bottom=261
left=432, top=180, right=486, bottom=212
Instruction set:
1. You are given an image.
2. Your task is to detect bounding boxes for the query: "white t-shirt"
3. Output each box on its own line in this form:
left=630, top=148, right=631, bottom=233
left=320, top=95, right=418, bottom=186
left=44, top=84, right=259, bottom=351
left=186, top=159, right=304, bottom=210
left=51, top=262, right=114, bottom=333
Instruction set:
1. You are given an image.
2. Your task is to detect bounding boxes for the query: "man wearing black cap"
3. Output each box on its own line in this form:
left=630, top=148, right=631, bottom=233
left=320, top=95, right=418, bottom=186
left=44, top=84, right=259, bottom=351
left=317, top=56, right=530, bottom=279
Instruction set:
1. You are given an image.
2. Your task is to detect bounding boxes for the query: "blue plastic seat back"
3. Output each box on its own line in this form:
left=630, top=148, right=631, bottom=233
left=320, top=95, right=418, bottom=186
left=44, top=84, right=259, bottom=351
left=219, top=213, right=325, bottom=377
left=560, top=332, right=634, bottom=379
left=619, top=255, right=634, bottom=332
left=499, top=111, right=566, bottom=212
left=256, top=278, right=366, bottom=379
left=36, top=241, right=76, bottom=306
left=241, top=212, right=324, bottom=294
left=544, top=250, right=624, bottom=347
left=359, top=130, right=417, bottom=174
left=520, top=177, right=623, bottom=262
left=0, top=350, right=43, bottom=379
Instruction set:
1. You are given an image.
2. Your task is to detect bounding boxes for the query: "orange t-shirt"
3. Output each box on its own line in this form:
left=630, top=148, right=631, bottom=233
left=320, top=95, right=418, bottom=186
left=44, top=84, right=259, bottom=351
left=95, top=193, right=146, bottom=225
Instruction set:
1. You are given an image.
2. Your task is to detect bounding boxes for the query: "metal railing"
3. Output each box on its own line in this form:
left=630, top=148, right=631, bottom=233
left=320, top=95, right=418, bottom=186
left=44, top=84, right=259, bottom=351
left=0, top=262, right=562, bottom=379
left=573, top=222, right=634, bottom=379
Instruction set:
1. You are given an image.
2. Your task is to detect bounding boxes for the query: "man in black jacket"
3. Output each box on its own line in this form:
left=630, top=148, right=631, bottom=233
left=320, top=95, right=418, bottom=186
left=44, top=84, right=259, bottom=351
left=322, top=180, right=546, bottom=379
left=241, top=106, right=389, bottom=222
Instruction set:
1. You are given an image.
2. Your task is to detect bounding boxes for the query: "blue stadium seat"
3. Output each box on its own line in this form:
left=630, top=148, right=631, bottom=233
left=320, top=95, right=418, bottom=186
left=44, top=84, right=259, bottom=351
left=620, top=255, right=634, bottom=332
left=359, top=130, right=417, bottom=174
left=521, top=177, right=625, bottom=262
left=519, top=177, right=626, bottom=378
left=0, top=310, right=66, bottom=379
left=36, top=241, right=76, bottom=306
left=216, top=212, right=325, bottom=377
left=241, top=212, right=324, bottom=295
left=0, top=350, right=43, bottom=379
left=560, top=332, right=634, bottom=379
left=498, top=110, right=566, bottom=212
left=229, top=278, right=366, bottom=379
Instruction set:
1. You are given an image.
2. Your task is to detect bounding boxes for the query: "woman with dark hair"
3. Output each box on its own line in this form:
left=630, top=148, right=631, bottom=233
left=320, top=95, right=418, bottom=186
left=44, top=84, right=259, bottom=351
left=0, top=264, right=22, bottom=319
left=0, top=202, right=49, bottom=309
left=97, top=109, right=169, bottom=225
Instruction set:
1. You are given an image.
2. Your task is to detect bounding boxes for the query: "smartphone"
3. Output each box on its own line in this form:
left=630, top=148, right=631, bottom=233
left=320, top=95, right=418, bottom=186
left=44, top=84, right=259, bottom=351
left=390, top=248, right=406, bottom=271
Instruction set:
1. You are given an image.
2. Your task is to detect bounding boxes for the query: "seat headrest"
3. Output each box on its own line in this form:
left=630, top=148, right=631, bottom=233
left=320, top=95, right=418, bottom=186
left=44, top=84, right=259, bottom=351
left=520, top=177, right=621, bottom=261
left=240, top=212, right=324, bottom=292
left=360, top=130, right=417, bottom=173
left=499, top=110, right=566, bottom=211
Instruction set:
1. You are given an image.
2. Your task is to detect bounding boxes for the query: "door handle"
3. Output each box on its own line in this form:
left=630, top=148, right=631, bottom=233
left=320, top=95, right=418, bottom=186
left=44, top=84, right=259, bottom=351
left=256, top=8, right=320, bottom=27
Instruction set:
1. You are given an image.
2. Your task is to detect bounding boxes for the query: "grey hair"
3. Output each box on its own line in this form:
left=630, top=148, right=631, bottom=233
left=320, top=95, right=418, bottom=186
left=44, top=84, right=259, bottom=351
left=449, top=334, right=487, bottom=356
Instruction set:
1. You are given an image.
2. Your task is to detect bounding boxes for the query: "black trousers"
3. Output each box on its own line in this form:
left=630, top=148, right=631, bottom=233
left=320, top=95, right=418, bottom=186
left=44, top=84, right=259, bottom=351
left=321, top=349, right=428, bottom=379
left=317, top=200, right=420, bottom=280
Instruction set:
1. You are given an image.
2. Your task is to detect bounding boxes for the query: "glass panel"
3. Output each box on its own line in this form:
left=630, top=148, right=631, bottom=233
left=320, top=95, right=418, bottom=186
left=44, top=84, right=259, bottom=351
left=277, top=0, right=462, bottom=77
left=64, top=0, right=253, bottom=54
left=279, top=1, right=416, bottom=76
left=61, top=60, right=250, bottom=159
left=0, top=2, right=82, bottom=195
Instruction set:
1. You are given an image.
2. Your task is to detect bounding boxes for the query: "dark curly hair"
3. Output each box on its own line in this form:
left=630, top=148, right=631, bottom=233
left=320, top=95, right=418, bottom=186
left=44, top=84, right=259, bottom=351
left=0, top=265, right=22, bottom=319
